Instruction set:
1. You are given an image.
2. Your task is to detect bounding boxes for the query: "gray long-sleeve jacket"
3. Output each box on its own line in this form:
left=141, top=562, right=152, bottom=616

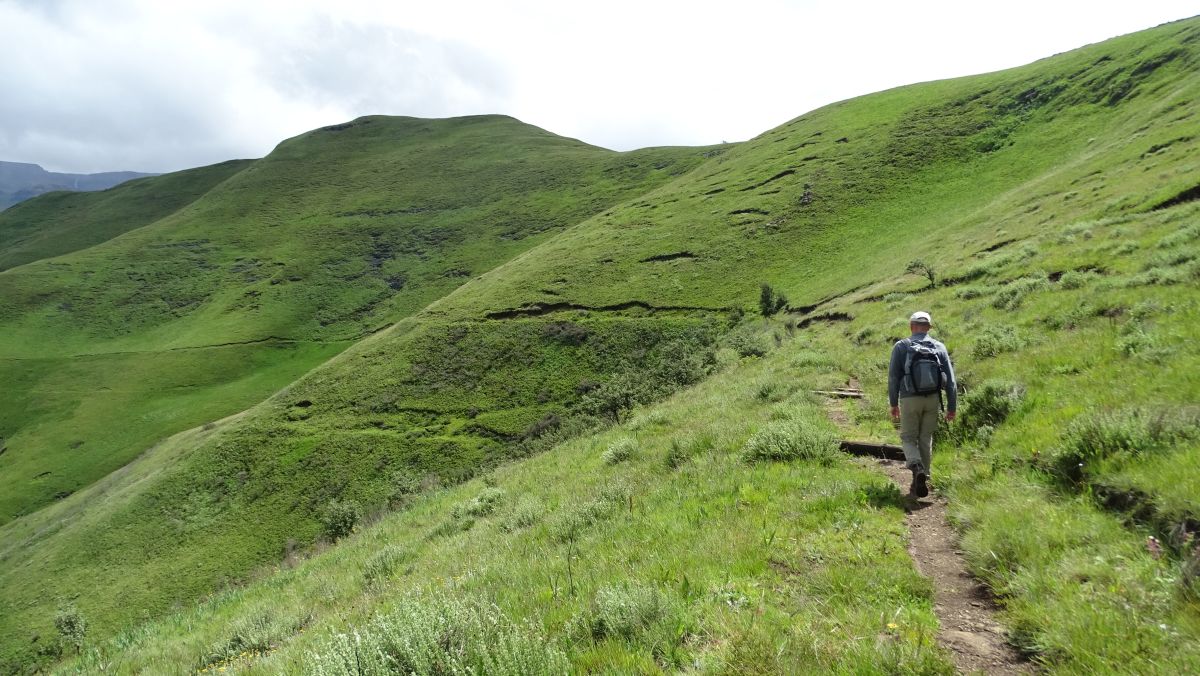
left=887, top=332, right=957, bottom=412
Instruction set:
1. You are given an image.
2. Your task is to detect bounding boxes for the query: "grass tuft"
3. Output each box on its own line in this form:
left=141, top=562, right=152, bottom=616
left=741, top=419, right=839, bottom=465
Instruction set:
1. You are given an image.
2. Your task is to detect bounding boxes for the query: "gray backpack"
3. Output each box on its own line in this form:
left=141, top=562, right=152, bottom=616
left=904, top=339, right=943, bottom=395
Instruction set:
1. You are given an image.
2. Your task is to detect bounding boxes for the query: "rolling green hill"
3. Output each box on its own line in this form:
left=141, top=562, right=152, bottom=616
left=0, top=160, right=249, bottom=272
left=3, top=16, right=1200, bottom=674
left=0, top=116, right=717, bottom=524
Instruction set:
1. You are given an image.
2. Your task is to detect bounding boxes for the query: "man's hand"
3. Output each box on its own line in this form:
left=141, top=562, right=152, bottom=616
left=945, top=410, right=957, bottom=422
left=890, top=406, right=900, bottom=420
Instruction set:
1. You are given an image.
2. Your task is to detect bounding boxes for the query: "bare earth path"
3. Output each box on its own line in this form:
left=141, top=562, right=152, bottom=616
left=821, top=383, right=1029, bottom=673
left=873, top=458, right=1030, bottom=674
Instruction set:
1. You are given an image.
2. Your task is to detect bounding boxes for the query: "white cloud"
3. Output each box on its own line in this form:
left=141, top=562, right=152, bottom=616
left=0, top=0, right=1195, bottom=172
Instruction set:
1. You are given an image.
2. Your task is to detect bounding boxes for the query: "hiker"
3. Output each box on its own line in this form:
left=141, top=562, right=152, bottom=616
left=888, top=311, right=956, bottom=498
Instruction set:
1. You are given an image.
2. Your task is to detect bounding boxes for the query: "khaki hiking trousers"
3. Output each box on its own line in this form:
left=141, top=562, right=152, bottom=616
left=899, top=393, right=940, bottom=473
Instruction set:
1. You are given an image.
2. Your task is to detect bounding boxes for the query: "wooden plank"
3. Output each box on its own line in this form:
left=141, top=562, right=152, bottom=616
left=812, top=390, right=864, bottom=398
left=839, top=439, right=905, bottom=460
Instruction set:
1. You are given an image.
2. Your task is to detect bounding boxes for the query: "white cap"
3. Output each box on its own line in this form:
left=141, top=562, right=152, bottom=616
left=909, top=311, right=932, bottom=324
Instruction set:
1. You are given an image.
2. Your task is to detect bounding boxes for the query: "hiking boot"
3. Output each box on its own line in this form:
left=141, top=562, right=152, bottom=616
left=910, top=466, right=929, bottom=498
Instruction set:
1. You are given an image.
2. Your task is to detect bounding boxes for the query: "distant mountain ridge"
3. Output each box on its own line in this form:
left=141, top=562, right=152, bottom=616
left=0, top=160, right=156, bottom=210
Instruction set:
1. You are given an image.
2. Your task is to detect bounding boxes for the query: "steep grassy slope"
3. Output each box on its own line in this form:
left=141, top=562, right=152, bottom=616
left=429, top=23, right=1199, bottom=319
left=4, top=16, right=1200, bottom=673
left=0, top=116, right=715, bottom=523
left=52, top=330, right=956, bottom=675
left=0, top=160, right=250, bottom=271
left=49, top=200, right=1200, bottom=674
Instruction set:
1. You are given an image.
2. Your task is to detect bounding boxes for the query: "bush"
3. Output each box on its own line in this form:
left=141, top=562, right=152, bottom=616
left=580, top=372, right=646, bottom=421
left=754, top=381, right=787, bottom=402
left=992, top=276, right=1047, bottom=310
left=791, top=350, right=834, bottom=369
left=851, top=326, right=877, bottom=345
left=723, top=330, right=768, bottom=358
left=362, top=545, right=412, bottom=585
left=1115, top=326, right=1170, bottom=363
left=1057, top=269, right=1099, bottom=289
left=954, top=284, right=991, bottom=300
left=54, top=606, right=87, bottom=653
left=971, top=325, right=1026, bottom=359
left=550, top=482, right=631, bottom=542
left=602, top=438, right=637, bottom=465
left=541, top=321, right=590, bottom=345
left=570, top=583, right=682, bottom=641
left=759, top=284, right=788, bottom=317
left=1144, top=248, right=1198, bottom=270
left=306, top=593, right=568, bottom=675
left=321, top=499, right=360, bottom=542
left=1183, top=544, right=1200, bottom=602
left=1045, top=304, right=1093, bottom=331
left=580, top=340, right=715, bottom=421
left=454, top=487, right=506, bottom=519
left=1157, top=223, right=1200, bottom=249
left=741, top=419, right=839, bottom=465
left=955, top=381, right=1024, bottom=441
left=501, top=495, right=545, bottom=532
left=201, top=611, right=308, bottom=669
left=1050, top=409, right=1200, bottom=482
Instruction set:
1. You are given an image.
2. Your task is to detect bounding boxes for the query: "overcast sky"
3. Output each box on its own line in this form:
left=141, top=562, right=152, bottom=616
left=1, top=0, right=1196, bottom=174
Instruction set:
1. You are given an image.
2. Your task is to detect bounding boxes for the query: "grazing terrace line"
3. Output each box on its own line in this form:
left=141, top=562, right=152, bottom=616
left=483, top=300, right=730, bottom=320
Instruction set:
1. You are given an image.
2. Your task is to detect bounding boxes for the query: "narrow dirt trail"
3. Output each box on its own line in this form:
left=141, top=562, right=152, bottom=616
left=873, top=458, right=1030, bottom=674
left=820, top=382, right=1029, bottom=674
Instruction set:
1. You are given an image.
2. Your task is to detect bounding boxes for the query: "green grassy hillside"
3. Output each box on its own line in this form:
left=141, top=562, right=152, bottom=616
left=3, top=16, right=1200, bottom=674
left=0, top=160, right=250, bottom=272
left=48, top=200, right=1200, bottom=674
left=0, top=116, right=715, bottom=524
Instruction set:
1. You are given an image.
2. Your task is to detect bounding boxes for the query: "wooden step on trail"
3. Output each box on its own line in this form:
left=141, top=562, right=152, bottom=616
left=838, top=439, right=905, bottom=461
left=812, top=389, right=864, bottom=398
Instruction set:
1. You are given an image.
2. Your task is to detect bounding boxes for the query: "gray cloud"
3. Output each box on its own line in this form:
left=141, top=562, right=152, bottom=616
left=0, top=1, right=511, bottom=173
left=0, top=0, right=1196, bottom=174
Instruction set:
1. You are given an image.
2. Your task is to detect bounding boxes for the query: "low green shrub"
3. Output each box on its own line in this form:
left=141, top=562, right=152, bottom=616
left=971, top=325, right=1026, bottom=359
left=741, top=419, right=838, bottom=465
left=1045, top=304, right=1093, bottom=330
left=201, top=611, right=308, bottom=670
left=1057, top=269, right=1099, bottom=289
left=362, top=545, right=412, bottom=585
left=759, top=284, right=788, bottom=317
left=1129, top=300, right=1167, bottom=321
left=453, top=487, right=506, bottom=519
left=1049, top=409, right=1200, bottom=482
left=570, top=583, right=684, bottom=642
left=321, top=499, right=361, bottom=542
left=54, top=606, right=87, bottom=654
left=568, top=582, right=692, bottom=665
left=306, top=593, right=568, bottom=675
left=851, top=326, right=877, bottom=345
left=955, top=381, right=1025, bottom=442
left=1156, top=223, right=1200, bottom=249
left=501, top=495, right=545, bottom=532
left=724, top=330, right=768, bottom=358
left=882, top=292, right=911, bottom=308
left=791, top=350, right=835, bottom=369
left=754, top=381, right=787, bottom=402
left=1143, top=248, right=1197, bottom=270
left=992, top=276, right=1048, bottom=310
left=665, top=433, right=715, bottom=470
left=601, top=438, right=638, bottom=465
left=550, top=482, right=632, bottom=542
left=954, top=284, right=991, bottom=300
